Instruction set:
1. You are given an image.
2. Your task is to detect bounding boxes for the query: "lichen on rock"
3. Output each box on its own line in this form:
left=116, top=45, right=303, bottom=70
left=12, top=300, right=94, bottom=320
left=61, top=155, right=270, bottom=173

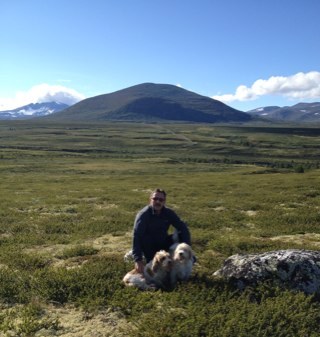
left=213, top=249, right=320, bottom=294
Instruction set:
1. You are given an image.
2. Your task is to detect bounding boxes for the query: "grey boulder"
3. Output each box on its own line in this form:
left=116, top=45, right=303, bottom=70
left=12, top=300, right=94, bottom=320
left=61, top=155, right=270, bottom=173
left=213, top=249, right=320, bottom=294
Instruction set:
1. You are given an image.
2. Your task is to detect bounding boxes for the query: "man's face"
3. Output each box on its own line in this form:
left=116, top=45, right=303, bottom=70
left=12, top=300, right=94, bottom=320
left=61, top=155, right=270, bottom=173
left=150, top=192, right=166, bottom=213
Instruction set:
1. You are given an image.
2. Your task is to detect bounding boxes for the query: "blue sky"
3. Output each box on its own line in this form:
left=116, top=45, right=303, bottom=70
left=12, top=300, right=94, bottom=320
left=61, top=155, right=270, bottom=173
left=1, top=0, right=319, bottom=112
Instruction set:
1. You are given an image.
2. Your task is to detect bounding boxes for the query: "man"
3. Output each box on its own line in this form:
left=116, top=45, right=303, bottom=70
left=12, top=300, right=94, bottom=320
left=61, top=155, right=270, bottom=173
left=132, top=188, right=191, bottom=274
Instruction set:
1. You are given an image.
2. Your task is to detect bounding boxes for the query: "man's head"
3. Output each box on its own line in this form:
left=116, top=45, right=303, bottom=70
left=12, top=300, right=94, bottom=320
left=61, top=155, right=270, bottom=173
left=150, top=188, right=166, bottom=214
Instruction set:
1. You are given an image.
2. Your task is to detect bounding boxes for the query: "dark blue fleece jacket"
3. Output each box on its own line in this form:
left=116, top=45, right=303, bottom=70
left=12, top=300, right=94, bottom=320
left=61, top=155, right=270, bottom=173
left=132, top=205, right=191, bottom=262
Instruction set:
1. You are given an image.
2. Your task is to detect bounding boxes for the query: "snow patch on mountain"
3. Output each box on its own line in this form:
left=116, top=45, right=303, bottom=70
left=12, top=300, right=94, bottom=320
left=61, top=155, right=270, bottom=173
left=0, top=102, right=69, bottom=120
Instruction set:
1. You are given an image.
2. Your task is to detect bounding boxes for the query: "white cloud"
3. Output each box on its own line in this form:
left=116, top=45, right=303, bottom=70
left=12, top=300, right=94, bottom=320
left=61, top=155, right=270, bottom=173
left=213, top=71, right=320, bottom=103
left=0, top=84, right=85, bottom=111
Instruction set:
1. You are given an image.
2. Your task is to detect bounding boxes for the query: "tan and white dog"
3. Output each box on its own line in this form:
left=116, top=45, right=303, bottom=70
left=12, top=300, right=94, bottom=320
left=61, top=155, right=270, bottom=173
left=170, top=242, right=194, bottom=286
left=123, top=250, right=172, bottom=290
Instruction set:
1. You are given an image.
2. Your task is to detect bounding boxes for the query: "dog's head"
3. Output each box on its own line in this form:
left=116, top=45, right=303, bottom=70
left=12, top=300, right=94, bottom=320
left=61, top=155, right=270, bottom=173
left=152, top=250, right=172, bottom=273
left=173, top=243, right=193, bottom=262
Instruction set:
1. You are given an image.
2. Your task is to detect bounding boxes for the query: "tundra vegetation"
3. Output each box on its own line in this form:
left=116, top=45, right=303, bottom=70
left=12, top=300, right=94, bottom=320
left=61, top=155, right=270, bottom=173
left=1, top=120, right=320, bottom=336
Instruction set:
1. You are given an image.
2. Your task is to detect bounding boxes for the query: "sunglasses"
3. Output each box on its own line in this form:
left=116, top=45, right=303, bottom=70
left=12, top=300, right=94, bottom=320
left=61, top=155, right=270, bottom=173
left=152, top=197, right=165, bottom=202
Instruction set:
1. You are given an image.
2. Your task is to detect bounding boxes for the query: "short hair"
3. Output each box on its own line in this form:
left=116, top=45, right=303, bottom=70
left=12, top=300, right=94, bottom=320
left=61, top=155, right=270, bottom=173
left=150, top=188, right=166, bottom=199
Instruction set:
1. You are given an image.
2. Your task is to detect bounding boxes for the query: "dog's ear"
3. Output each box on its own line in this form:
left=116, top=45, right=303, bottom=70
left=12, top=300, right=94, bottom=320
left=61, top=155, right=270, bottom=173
left=152, top=256, right=160, bottom=273
left=188, top=248, right=193, bottom=260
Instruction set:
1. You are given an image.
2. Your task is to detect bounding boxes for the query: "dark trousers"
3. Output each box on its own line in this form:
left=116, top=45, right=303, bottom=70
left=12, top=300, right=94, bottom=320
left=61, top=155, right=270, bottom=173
left=141, top=234, right=175, bottom=262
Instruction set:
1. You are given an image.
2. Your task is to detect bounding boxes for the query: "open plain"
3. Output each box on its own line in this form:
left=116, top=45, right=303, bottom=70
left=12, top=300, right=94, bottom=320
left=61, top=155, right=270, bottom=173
left=1, top=121, right=320, bottom=336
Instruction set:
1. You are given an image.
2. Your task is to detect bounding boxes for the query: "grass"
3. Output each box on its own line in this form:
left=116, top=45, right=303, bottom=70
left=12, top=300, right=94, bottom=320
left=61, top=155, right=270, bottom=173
left=1, top=120, right=320, bottom=336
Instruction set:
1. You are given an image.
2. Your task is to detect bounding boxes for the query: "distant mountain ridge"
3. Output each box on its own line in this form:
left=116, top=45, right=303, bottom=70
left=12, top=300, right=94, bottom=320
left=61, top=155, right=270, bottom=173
left=0, top=102, right=69, bottom=120
left=45, top=83, right=252, bottom=123
left=248, top=102, right=320, bottom=122
left=2, top=89, right=319, bottom=124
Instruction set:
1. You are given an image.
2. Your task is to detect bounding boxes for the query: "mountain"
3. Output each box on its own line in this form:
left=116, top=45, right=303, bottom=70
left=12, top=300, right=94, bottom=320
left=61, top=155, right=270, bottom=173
left=248, top=102, right=320, bottom=123
left=45, top=83, right=252, bottom=123
left=0, top=102, right=69, bottom=120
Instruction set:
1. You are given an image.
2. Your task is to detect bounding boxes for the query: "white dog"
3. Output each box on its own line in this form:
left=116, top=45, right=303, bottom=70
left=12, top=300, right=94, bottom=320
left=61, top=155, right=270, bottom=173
left=170, top=242, right=194, bottom=286
left=123, top=250, right=172, bottom=290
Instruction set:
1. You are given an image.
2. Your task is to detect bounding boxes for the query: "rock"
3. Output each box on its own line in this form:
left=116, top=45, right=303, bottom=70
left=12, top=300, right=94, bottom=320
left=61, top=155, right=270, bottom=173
left=213, top=249, right=320, bottom=294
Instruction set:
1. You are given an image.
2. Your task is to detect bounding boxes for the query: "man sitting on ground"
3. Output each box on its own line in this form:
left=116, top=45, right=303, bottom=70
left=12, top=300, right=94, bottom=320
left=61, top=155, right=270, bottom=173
left=130, top=188, right=192, bottom=274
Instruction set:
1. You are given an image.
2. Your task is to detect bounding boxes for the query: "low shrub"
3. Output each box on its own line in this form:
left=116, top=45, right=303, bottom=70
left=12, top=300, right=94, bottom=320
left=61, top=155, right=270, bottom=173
left=0, top=303, right=60, bottom=336
left=32, top=256, right=125, bottom=307
left=127, top=283, right=320, bottom=337
left=57, top=244, right=99, bottom=259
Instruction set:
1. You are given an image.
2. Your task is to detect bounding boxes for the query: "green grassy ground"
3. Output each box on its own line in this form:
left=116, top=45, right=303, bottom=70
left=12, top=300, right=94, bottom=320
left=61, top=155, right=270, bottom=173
left=1, top=121, right=320, bottom=336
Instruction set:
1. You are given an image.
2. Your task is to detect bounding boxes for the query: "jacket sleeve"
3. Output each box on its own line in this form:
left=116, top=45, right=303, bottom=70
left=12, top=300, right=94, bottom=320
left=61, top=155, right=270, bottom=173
left=132, top=209, right=148, bottom=262
left=168, top=209, right=191, bottom=245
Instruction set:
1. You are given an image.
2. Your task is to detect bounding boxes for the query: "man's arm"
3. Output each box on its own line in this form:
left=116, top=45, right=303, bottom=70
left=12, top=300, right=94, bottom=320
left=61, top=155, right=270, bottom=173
left=132, top=208, right=148, bottom=263
left=168, top=209, right=191, bottom=245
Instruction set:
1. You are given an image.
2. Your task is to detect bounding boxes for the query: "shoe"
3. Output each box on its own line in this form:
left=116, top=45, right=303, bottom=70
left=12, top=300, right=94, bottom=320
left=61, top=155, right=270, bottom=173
left=124, top=250, right=134, bottom=262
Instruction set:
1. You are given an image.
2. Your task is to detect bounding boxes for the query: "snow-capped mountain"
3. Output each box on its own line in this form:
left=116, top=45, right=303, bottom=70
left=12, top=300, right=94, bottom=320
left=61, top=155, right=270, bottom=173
left=247, top=102, right=320, bottom=123
left=0, top=102, right=69, bottom=120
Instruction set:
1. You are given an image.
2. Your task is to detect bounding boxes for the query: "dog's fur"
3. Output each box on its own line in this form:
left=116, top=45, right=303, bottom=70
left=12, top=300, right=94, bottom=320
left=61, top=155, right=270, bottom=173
left=170, top=242, right=194, bottom=286
left=123, top=250, right=172, bottom=290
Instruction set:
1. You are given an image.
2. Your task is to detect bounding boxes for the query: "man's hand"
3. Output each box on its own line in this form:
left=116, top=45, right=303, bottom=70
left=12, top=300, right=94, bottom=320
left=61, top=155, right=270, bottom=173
left=135, top=261, right=144, bottom=274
